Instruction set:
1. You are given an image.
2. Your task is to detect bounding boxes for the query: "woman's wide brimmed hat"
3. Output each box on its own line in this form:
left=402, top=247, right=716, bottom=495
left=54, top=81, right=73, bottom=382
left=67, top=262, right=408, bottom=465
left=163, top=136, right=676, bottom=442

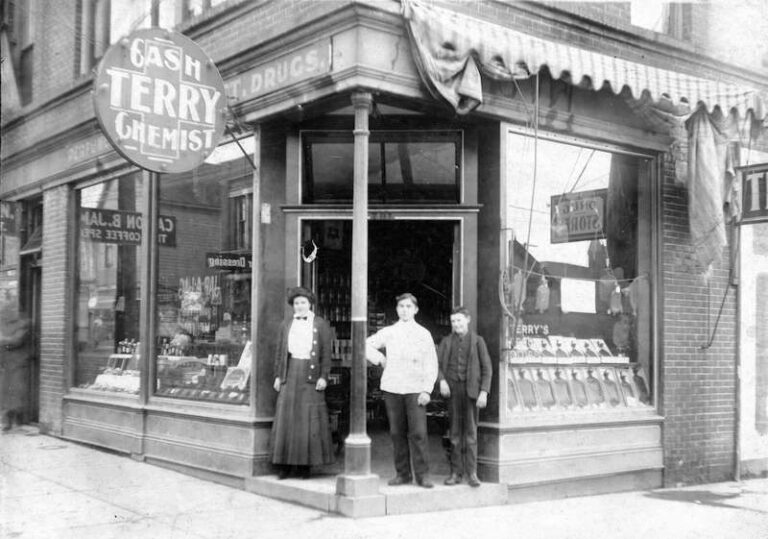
left=287, top=286, right=315, bottom=306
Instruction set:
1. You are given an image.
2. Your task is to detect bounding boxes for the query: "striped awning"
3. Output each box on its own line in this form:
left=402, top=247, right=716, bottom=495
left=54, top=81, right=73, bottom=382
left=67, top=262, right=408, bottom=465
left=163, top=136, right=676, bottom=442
left=402, top=0, right=768, bottom=120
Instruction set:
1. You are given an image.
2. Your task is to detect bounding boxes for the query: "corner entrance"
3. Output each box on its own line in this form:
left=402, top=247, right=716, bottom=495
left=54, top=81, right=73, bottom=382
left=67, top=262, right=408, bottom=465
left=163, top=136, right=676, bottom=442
left=300, top=219, right=460, bottom=479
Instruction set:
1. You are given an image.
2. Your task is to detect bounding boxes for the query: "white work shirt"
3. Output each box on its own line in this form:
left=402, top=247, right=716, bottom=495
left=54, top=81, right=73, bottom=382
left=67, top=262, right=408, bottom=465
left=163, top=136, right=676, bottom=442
left=287, top=312, right=314, bottom=359
left=366, top=320, right=438, bottom=394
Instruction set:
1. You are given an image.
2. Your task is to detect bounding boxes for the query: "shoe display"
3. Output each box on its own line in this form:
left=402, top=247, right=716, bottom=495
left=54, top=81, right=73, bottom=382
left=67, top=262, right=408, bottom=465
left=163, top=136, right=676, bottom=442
left=443, top=473, right=462, bottom=486
left=387, top=476, right=412, bottom=486
left=467, top=473, right=481, bottom=487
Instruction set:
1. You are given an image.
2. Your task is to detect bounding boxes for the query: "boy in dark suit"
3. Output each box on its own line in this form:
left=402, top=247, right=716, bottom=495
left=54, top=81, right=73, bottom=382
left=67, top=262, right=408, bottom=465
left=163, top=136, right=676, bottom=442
left=437, top=306, right=492, bottom=487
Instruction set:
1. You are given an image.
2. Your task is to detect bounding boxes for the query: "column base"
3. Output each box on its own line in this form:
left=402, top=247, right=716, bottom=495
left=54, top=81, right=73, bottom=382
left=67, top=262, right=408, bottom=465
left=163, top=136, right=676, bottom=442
left=335, top=470, right=384, bottom=518
left=343, top=433, right=372, bottom=475
left=336, top=492, right=386, bottom=518
left=336, top=473, right=380, bottom=497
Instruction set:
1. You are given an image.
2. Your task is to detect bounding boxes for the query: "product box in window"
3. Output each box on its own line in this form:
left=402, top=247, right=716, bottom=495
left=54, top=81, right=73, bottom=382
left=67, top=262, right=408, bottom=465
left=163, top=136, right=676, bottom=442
left=548, top=336, right=572, bottom=364
left=506, top=370, right=524, bottom=413
left=589, top=338, right=613, bottom=364
left=533, top=367, right=557, bottom=410
left=616, top=367, right=642, bottom=407
left=220, top=340, right=252, bottom=391
left=551, top=367, right=574, bottom=409
left=567, top=367, right=590, bottom=409
left=513, top=367, right=539, bottom=411
left=585, top=367, right=608, bottom=408
left=631, top=365, right=652, bottom=405
left=600, top=368, right=624, bottom=407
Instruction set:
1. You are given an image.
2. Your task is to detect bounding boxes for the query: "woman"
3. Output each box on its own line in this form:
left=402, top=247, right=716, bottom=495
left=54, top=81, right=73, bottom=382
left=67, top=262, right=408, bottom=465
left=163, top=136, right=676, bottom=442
left=271, top=287, right=334, bottom=479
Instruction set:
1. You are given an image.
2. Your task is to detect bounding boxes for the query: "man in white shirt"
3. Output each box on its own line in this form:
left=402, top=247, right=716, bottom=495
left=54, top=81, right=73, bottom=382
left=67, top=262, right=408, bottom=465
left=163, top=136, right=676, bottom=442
left=366, top=293, right=438, bottom=488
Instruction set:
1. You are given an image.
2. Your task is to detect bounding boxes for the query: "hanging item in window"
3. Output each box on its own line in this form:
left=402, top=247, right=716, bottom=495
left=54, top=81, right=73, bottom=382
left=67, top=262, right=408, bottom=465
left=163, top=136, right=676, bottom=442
left=535, top=276, right=550, bottom=313
left=301, top=240, right=318, bottom=263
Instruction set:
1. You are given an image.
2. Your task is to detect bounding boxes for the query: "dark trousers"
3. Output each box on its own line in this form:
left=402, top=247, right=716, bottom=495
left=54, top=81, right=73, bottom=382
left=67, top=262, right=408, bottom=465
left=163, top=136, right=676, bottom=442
left=447, top=379, right=479, bottom=476
left=383, top=391, right=429, bottom=480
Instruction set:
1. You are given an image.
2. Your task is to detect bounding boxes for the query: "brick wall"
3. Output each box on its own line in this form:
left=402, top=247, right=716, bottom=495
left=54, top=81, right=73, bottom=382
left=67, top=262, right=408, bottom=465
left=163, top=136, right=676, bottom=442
left=660, top=152, right=737, bottom=486
left=39, top=185, right=73, bottom=435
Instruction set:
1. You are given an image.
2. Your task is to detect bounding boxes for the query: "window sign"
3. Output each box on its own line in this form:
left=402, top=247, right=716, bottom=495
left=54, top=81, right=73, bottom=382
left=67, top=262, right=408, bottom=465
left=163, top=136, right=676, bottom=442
left=550, top=188, right=607, bottom=243
left=739, top=164, right=768, bottom=224
left=79, top=208, right=177, bottom=246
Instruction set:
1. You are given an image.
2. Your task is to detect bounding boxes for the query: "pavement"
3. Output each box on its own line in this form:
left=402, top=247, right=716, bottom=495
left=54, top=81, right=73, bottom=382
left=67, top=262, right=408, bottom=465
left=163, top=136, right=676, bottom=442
left=1, top=425, right=767, bottom=539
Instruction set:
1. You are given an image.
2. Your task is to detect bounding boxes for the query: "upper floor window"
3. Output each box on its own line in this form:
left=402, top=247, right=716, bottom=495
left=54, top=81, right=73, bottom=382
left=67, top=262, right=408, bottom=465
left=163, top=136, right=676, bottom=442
left=184, top=0, right=230, bottom=19
left=75, top=0, right=234, bottom=77
left=229, top=193, right=252, bottom=251
left=630, top=1, right=690, bottom=41
left=0, top=202, right=20, bottom=268
left=2, top=0, right=34, bottom=105
left=302, top=131, right=462, bottom=204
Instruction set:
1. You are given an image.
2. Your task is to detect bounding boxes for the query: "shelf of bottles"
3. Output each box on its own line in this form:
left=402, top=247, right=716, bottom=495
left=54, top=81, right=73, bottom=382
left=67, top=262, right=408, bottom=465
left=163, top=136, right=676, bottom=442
left=315, top=272, right=352, bottom=364
left=504, top=336, right=651, bottom=413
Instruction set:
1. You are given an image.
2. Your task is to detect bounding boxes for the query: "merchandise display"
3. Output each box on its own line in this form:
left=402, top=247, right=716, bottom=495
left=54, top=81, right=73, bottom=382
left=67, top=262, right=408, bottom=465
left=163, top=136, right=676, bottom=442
left=506, top=365, right=652, bottom=414
left=80, top=340, right=140, bottom=394
left=505, top=335, right=629, bottom=364
left=154, top=340, right=251, bottom=404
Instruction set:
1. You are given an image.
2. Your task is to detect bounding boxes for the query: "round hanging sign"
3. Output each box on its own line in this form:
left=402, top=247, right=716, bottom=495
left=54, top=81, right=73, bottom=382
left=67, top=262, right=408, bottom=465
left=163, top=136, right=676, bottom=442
left=92, top=28, right=227, bottom=174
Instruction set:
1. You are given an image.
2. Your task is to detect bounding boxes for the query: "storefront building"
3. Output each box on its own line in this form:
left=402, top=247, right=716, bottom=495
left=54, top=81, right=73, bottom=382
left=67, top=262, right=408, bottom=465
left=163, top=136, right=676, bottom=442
left=2, top=0, right=766, bottom=515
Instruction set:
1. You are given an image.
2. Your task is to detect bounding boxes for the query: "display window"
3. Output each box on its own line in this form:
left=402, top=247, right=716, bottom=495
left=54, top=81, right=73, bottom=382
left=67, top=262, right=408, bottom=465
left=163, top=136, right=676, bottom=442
left=154, top=138, right=254, bottom=404
left=75, top=173, right=144, bottom=394
left=501, top=129, right=655, bottom=415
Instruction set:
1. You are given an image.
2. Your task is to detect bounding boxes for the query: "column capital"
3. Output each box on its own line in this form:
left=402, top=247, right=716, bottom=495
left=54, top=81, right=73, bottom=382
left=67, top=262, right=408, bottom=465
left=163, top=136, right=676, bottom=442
left=351, top=92, right=373, bottom=111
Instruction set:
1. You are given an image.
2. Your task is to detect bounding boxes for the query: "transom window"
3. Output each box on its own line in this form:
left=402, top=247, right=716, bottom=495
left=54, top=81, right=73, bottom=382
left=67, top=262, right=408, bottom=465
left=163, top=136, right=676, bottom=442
left=302, top=131, right=462, bottom=204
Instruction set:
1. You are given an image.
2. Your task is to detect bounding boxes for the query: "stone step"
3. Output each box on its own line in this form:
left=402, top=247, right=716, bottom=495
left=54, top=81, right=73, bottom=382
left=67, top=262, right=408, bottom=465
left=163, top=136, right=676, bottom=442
left=245, top=474, right=508, bottom=517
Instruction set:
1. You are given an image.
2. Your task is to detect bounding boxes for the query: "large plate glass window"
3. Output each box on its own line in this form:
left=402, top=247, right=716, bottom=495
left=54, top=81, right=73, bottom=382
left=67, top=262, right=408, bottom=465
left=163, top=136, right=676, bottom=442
left=75, top=173, right=143, bottom=394
left=302, top=131, right=461, bottom=203
left=501, top=131, right=655, bottom=416
left=154, top=137, right=254, bottom=404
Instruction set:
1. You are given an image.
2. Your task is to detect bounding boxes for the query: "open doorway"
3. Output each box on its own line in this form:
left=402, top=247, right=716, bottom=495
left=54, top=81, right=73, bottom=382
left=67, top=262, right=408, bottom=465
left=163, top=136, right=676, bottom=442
left=300, top=219, right=460, bottom=478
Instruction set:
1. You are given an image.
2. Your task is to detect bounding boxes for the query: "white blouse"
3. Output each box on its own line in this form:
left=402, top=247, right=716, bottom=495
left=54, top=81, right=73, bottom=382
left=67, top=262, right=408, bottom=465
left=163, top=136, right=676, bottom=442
left=287, top=312, right=314, bottom=359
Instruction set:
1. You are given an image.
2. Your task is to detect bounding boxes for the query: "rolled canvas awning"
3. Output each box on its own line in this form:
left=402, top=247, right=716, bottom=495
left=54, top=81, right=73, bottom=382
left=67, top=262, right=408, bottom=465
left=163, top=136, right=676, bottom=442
left=401, top=0, right=768, bottom=120
left=401, top=0, right=767, bottom=273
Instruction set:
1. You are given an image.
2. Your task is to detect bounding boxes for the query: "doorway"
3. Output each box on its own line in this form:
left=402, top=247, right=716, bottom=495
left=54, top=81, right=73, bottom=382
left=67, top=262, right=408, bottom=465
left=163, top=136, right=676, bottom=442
left=19, top=254, right=41, bottom=424
left=300, top=219, right=461, bottom=478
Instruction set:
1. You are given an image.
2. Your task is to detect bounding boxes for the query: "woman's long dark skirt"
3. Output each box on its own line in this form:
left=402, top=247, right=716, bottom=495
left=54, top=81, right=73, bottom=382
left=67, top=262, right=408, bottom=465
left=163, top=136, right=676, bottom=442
left=271, top=357, right=334, bottom=466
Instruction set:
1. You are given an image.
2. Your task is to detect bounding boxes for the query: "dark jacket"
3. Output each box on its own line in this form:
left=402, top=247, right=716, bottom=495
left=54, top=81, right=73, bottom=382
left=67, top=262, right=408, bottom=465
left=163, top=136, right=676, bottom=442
left=274, top=315, right=332, bottom=385
left=437, top=331, right=492, bottom=399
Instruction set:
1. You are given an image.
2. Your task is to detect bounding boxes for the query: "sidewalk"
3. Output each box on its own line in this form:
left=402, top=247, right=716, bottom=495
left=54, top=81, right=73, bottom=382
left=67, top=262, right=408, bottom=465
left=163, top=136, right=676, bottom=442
left=2, top=426, right=767, bottom=539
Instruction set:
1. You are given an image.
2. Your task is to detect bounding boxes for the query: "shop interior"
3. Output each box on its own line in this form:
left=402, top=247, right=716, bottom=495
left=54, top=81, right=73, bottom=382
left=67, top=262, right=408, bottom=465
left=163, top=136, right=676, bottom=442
left=301, top=219, right=458, bottom=476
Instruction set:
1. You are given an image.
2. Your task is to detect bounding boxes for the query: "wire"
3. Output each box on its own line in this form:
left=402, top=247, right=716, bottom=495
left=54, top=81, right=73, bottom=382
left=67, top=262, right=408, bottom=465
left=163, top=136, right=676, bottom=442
left=507, top=264, right=648, bottom=285
left=699, top=221, right=739, bottom=350
left=509, top=72, right=540, bottom=345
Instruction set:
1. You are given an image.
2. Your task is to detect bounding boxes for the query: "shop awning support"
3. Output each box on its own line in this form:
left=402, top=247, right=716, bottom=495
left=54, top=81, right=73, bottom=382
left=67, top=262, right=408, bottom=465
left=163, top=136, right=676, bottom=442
left=336, top=92, right=383, bottom=505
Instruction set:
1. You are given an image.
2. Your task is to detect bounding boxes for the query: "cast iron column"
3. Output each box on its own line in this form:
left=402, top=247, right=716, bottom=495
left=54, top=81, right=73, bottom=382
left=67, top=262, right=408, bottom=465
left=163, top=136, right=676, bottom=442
left=335, top=94, right=384, bottom=515
left=345, top=91, right=372, bottom=474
